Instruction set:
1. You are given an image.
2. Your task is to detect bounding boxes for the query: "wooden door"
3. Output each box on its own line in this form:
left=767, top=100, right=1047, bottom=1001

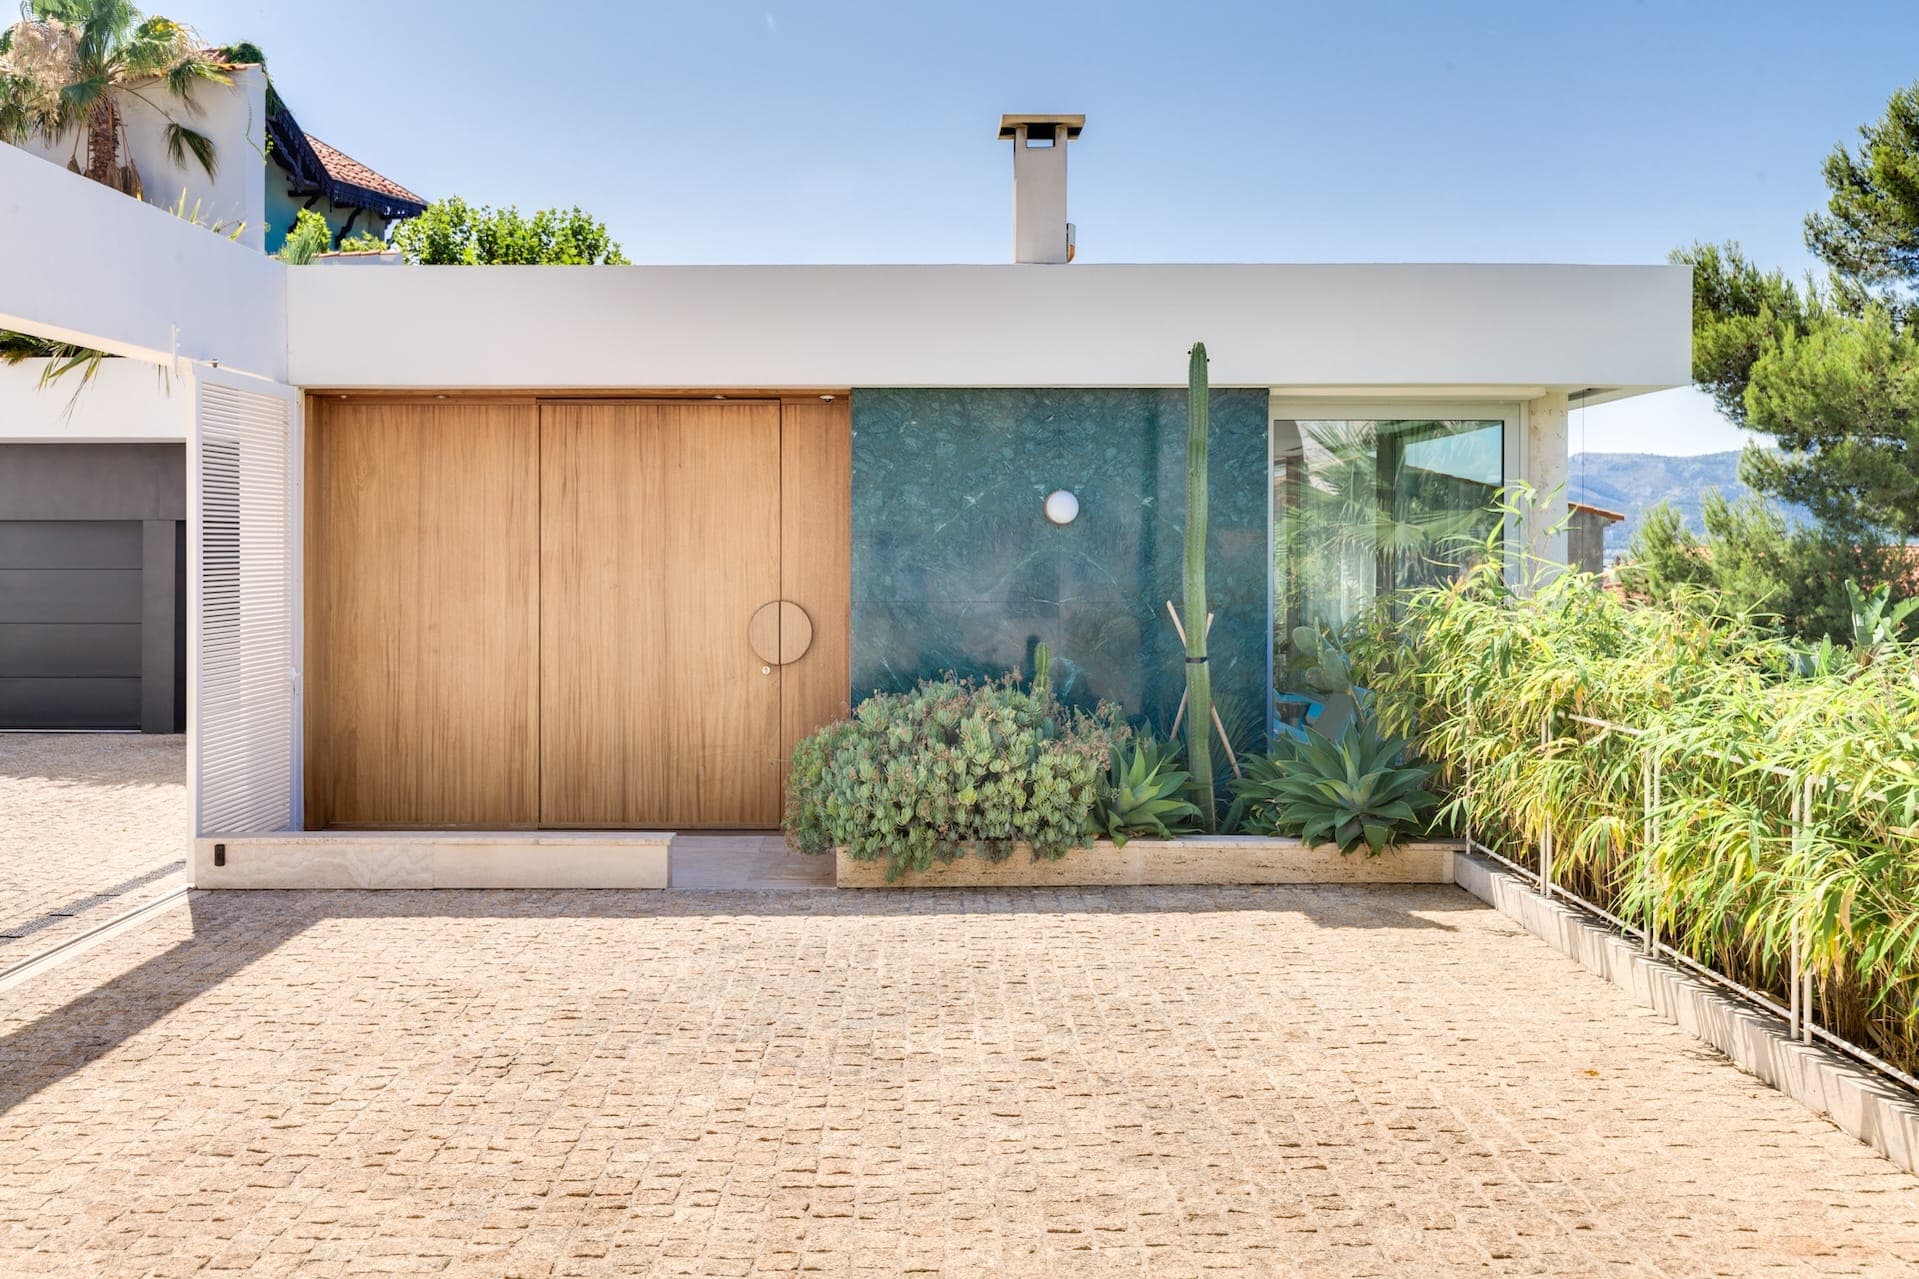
left=304, top=400, right=540, bottom=827
left=540, top=401, right=784, bottom=827
left=778, top=397, right=852, bottom=765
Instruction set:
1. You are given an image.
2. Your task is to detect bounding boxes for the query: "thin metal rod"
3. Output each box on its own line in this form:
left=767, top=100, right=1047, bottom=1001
left=1464, top=836, right=1919, bottom=1096
left=1539, top=711, right=1553, bottom=897
left=1800, top=773, right=1817, bottom=1045
left=1644, top=751, right=1661, bottom=955
left=0, top=885, right=191, bottom=992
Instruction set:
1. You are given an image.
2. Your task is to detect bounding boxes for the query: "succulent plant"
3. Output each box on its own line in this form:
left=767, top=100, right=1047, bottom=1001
left=1093, top=732, right=1202, bottom=847
left=1292, top=625, right=1353, bottom=694
left=1227, top=714, right=1437, bottom=855
left=784, top=673, right=1121, bottom=880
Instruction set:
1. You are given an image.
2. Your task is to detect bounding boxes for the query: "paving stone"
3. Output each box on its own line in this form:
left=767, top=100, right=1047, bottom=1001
left=0, top=734, right=186, bottom=955
left=1, top=882, right=1916, bottom=1275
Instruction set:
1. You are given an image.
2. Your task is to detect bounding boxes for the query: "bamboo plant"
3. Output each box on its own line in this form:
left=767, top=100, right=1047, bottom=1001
left=1351, top=540, right=1919, bottom=1077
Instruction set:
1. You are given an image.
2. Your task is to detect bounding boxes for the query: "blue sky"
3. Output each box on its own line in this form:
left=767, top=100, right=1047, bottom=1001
left=179, top=0, right=1919, bottom=453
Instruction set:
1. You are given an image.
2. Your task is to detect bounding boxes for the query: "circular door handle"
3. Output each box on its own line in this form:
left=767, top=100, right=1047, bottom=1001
left=748, top=600, right=813, bottom=666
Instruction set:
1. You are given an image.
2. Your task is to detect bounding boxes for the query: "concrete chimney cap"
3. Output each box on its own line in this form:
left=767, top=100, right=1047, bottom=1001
left=997, top=114, right=1085, bottom=142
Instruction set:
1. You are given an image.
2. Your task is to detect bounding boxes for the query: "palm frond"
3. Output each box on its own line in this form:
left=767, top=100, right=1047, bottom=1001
left=162, top=53, right=224, bottom=107
left=164, top=121, right=215, bottom=177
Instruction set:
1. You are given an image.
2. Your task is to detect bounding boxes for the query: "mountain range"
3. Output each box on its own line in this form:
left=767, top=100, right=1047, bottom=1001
left=1565, top=450, right=1807, bottom=559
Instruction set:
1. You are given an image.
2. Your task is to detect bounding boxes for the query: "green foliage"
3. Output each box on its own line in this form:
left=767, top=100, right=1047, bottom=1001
left=391, top=196, right=629, bottom=265
left=275, top=207, right=331, bottom=265
left=1805, top=81, right=1919, bottom=291
left=0, top=1, right=226, bottom=191
left=1847, top=579, right=1919, bottom=657
left=336, top=230, right=389, bottom=254
left=1678, top=80, right=1919, bottom=541
left=1352, top=554, right=1919, bottom=1075
left=1290, top=625, right=1353, bottom=694
left=1227, top=716, right=1437, bottom=854
left=1618, top=492, right=1912, bottom=643
left=784, top=675, right=1120, bottom=881
left=1093, top=732, right=1201, bottom=847
left=1182, top=341, right=1217, bottom=831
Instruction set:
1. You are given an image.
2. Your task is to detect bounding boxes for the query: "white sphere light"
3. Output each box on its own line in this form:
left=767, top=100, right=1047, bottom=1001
left=1044, top=490, right=1080, bottom=525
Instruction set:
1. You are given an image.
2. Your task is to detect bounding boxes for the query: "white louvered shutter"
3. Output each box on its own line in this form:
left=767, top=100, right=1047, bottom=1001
left=192, top=373, right=300, bottom=837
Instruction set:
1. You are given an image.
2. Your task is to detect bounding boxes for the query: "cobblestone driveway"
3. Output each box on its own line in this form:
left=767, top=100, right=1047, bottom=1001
left=3, top=883, right=1916, bottom=1277
left=0, top=734, right=186, bottom=957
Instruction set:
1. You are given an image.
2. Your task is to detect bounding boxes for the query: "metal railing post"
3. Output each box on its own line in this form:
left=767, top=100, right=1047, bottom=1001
left=1539, top=710, right=1553, bottom=897
left=1642, top=748, right=1659, bottom=956
left=1462, top=695, right=1473, bottom=855
left=1797, top=773, right=1816, bottom=1045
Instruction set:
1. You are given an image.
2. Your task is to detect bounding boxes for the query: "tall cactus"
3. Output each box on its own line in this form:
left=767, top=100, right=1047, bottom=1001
left=1182, top=342, right=1216, bottom=831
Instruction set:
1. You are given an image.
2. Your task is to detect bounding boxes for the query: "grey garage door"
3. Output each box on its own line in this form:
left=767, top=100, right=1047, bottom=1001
left=0, top=520, right=145, bottom=729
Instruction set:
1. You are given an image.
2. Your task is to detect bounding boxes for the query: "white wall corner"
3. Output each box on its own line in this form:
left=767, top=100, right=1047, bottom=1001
left=1521, top=390, right=1571, bottom=582
left=232, top=65, right=269, bottom=253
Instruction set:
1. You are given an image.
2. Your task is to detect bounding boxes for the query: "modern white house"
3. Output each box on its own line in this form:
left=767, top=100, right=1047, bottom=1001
left=1, top=58, right=421, bottom=733
left=0, top=114, right=1692, bottom=888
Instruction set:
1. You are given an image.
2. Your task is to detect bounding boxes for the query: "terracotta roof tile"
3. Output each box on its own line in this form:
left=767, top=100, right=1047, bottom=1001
left=305, top=136, right=424, bottom=206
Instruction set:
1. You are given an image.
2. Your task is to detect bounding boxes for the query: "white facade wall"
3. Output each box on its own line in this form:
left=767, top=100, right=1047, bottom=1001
left=0, top=141, right=285, bottom=375
left=17, top=66, right=267, bottom=252
left=284, top=263, right=1692, bottom=393
left=0, top=358, right=189, bottom=441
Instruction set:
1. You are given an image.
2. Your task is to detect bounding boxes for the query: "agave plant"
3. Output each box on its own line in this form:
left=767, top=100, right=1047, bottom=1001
left=1093, top=732, right=1202, bottom=847
left=1230, top=714, right=1437, bottom=854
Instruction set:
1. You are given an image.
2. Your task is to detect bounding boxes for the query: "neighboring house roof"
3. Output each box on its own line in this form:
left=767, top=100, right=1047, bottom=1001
left=304, top=135, right=425, bottom=208
left=1568, top=500, right=1627, bottom=524
left=265, top=99, right=427, bottom=221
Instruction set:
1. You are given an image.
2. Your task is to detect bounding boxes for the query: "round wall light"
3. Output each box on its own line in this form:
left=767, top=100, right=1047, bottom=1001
left=1044, top=490, right=1080, bottom=525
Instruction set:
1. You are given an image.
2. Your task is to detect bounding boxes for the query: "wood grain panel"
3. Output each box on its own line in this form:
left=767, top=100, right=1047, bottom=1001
left=778, top=398, right=852, bottom=791
left=304, top=400, right=539, bottom=827
left=540, top=402, right=782, bottom=827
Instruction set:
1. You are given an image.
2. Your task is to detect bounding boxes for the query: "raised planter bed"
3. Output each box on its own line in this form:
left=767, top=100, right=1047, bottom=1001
left=833, top=836, right=1459, bottom=888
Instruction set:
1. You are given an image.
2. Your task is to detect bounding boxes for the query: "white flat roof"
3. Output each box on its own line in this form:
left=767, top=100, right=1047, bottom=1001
left=2, top=144, right=1690, bottom=396
left=286, top=262, right=1689, bottom=394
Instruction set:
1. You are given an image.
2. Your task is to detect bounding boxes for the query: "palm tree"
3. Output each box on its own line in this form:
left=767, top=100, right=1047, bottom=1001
left=0, top=0, right=225, bottom=195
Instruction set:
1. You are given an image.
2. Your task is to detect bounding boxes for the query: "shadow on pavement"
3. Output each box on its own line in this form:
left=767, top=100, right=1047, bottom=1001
left=0, top=882, right=1472, bottom=1117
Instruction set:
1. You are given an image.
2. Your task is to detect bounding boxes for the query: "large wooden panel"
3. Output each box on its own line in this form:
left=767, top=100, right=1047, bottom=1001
left=779, top=398, right=852, bottom=783
left=305, top=400, right=539, bottom=827
left=540, top=401, right=783, bottom=827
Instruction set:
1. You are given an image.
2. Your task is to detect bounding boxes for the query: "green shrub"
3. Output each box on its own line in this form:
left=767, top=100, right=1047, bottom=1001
left=785, top=675, right=1120, bottom=880
left=391, top=196, right=629, bottom=265
left=276, top=208, right=331, bottom=264
left=1227, top=716, right=1438, bottom=854
left=1093, top=732, right=1202, bottom=846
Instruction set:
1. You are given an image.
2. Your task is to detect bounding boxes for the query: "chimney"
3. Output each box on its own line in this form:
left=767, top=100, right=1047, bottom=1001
left=998, top=114, right=1083, bottom=264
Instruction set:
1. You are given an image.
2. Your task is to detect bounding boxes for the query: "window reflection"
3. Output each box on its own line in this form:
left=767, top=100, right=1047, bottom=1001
left=1271, top=418, right=1503, bottom=739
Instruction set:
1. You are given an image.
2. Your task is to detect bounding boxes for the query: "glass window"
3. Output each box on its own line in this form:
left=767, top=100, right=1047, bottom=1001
left=1270, top=416, right=1504, bottom=738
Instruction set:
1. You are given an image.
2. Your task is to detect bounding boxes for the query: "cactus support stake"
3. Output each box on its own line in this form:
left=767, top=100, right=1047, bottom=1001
left=1165, top=603, right=1240, bottom=779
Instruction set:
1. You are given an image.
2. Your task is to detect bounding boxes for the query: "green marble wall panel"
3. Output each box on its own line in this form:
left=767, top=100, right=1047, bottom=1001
left=851, top=388, right=1269, bottom=738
